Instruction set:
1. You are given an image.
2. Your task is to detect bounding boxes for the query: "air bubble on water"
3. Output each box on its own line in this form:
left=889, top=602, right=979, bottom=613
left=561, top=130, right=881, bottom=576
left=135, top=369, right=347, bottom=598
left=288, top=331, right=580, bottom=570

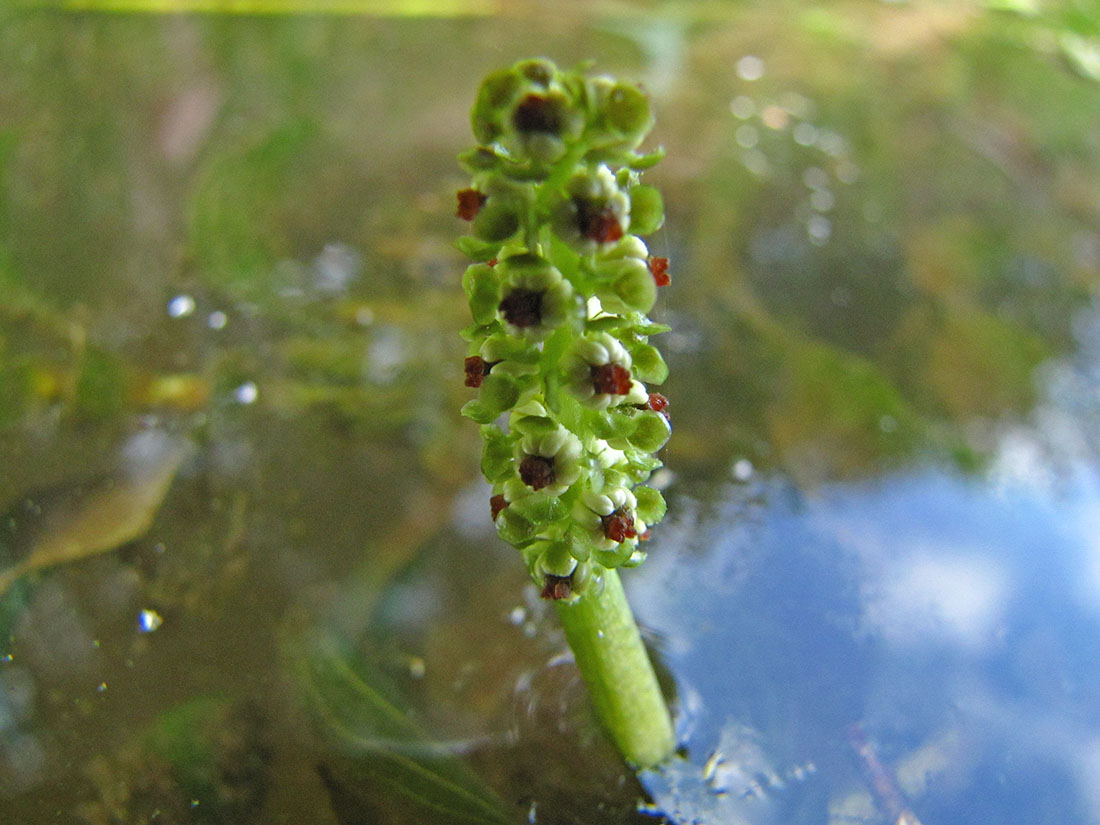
left=807, top=215, right=832, bottom=244
left=793, top=122, right=818, bottom=146
left=760, top=105, right=788, bottom=130
left=836, top=160, right=860, bottom=184
left=736, top=55, right=765, bottom=81
left=742, top=149, right=769, bottom=177
left=730, top=95, right=755, bottom=119
left=167, top=294, right=195, bottom=318
left=810, top=189, right=835, bottom=212
left=735, top=124, right=759, bottom=149
left=139, top=609, right=163, bottom=633
left=233, top=382, right=258, bottom=405
left=802, top=166, right=829, bottom=190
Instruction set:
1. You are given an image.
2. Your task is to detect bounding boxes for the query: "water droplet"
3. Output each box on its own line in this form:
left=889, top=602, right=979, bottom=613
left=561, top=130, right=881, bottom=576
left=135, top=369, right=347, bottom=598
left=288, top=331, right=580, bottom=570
left=139, top=609, right=163, bottom=633
left=96, top=682, right=107, bottom=693
left=807, top=215, right=831, bottom=244
left=735, top=124, right=759, bottom=149
left=736, top=55, right=765, bottom=81
left=729, top=95, right=755, bottom=119
left=760, top=104, right=788, bottom=130
left=509, top=606, right=527, bottom=625
left=810, top=189, right=835, bottom=212
left=207, top=310, right=228, bottom=330
left=732, top=458, right=754, bottom=482
left=233, top=382, right=258, bottom=405
left=167, top=294, right=195, bottom=318
left=793, top=122, right=818, bottom=146
left=802, top=166, right=829, bottom=190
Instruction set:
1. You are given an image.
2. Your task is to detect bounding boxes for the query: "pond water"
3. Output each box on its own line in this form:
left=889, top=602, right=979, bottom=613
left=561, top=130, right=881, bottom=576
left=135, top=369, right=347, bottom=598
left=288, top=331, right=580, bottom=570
left=4, top=3, right=1100, bottom=823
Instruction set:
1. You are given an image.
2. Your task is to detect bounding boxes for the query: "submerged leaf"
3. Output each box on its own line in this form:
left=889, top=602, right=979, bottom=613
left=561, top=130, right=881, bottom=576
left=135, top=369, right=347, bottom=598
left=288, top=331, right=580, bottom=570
left=0, top=429, right=193, bottom=599
left=294, top=633, right=517, bottom=825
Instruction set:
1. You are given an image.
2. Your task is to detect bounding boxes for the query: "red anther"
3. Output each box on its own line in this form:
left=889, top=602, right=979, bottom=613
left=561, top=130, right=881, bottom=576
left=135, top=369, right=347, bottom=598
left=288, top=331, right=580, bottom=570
left=498, top=288, right=543, bottom=327
left=490, top=494, right=509, bottom=521
left=591, top=363, right=632, bottom=395
left=540, top=574, right=573, bottom=600
left=648, top=256, right=670, bottom=286
left=464, top=355, right=494, bottom=388
left=601, top=508, right=637, bottom=542
left=519, top=454, right=555, bottom=490
left=647, top=392, right=669, bottom=414
left=456, top=188, right=487, bottom=220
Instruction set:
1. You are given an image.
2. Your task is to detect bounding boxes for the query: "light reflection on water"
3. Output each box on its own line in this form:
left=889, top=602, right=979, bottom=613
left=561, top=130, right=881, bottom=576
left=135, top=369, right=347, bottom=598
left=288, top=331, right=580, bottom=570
left=632, top=403, right=1100, bottom=824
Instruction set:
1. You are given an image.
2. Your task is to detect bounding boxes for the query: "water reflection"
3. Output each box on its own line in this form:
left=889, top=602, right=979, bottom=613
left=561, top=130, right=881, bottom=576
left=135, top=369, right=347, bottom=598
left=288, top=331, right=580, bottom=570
left=633, top=444, right=1100, bottom=823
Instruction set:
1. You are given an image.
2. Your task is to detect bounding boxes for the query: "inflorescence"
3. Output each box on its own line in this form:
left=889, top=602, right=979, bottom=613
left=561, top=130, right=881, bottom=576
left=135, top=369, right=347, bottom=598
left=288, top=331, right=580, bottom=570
left=458, top=59, right=672, bottom=602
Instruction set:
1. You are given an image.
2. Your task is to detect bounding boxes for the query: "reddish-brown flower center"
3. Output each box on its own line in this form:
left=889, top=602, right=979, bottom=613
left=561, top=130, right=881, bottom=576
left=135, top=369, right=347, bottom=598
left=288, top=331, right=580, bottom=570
left=489, top=494, right=509, bottom=521
left=519, top=454, right=555, bottom=490
left=499, top=288, right=544, bottom=328
left=648, top=256, right=670, bottom=286
left=574, top=199, right=623, bottom=244
left=540, top=574, right=573, bottom=600
left=601, top=507, right=637, bottom=543
left=591, top=363, right=632, bottom=395
left=513, top=94, right=563, bottom=134
left=455, top=188, right=487, bottom=221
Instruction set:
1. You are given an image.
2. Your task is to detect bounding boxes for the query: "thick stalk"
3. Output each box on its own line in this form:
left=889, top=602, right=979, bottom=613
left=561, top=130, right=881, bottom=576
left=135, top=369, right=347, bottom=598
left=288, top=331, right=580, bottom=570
left=554, top=568, right=675, bottom=768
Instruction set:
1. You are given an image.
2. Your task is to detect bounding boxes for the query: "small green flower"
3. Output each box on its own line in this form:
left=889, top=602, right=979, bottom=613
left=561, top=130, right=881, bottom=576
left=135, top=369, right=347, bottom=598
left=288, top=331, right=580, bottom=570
left=591, top=236, right=658, bottom=315
left=551, top=165, right=631, bottom=254
left=564, top=332, right=648, bottom=409
left=504, top=424, right=584, bottom=500
left=572, top=486, right=646, bottom=554
left=470, top=59, right=585, bottom=163
left=495, top=252, right=579, bottom=341
left=459, top=59, right=672, bottom=592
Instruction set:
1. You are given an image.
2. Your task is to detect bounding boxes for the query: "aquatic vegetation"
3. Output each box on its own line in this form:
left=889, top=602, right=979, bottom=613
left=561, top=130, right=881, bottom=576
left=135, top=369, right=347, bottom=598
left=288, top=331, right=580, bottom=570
left=457, top=59, right=674, bottom=768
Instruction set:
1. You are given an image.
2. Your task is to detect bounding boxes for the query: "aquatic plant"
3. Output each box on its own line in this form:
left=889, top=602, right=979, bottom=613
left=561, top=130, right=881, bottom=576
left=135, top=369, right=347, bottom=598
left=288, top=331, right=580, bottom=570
left=457, top=58, right=675, bottom=768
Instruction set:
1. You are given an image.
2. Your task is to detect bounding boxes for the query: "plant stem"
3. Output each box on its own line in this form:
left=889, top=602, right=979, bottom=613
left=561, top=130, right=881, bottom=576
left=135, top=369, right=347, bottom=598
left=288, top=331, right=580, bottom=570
left=554, top=568, right=675, bottom=768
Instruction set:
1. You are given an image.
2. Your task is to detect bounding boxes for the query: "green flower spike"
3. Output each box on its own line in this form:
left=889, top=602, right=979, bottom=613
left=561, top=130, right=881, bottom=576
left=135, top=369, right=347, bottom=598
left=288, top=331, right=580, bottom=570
left=458, top=59, right=675, bottom=769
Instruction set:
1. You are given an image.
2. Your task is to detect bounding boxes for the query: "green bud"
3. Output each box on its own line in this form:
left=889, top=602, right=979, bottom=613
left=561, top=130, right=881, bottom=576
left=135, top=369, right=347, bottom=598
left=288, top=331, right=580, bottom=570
left=628, top=410, right=671, bottom=453
left=605, top=83, right=652, bottom=136
left=462, top=263, right=500, bottom=325
left=633, top=485, right=667, bottom=525
left=627, top=185, right=664, bottom=235
left=480, top=425, right=515, bottom=482
left=472, top=200, right=520, bottom=242
left=479, top=373, right=520, bottom=417
left=629, top=343, right=669, bottom=384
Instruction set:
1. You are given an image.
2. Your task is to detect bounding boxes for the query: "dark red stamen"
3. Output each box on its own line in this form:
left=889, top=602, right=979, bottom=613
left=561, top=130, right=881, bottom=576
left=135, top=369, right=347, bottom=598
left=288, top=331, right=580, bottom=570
left=575, top=200, right=623, bottom=244
left=456, top=188, right=487, bottom=221
left=490, top=494, right=509, bottom=521
left=601, top=508, right=637, bottom=543
left=464, top=355, right=495, bottom=388
left=648, top=256, right=670, bottom=286
left=499, top=288, right=544, bottom=328
left=513, top=94, right=562, bottom=134
left=647, top=393, right=669, bottom=414
left=519, top=454, right=555, bottom=490
left=540, top=574, right=573, bottom=600
left=591, top=363, right=632, bottom=395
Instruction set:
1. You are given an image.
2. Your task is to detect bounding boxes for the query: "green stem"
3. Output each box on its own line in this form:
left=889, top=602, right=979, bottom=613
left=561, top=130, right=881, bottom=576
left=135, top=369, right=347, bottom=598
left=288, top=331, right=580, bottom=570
left=554, top=568, right=675, bottom=768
